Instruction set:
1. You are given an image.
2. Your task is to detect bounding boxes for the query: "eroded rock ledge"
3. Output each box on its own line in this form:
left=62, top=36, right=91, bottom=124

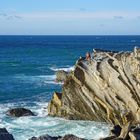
left=48, top=47, right=140, bottom=126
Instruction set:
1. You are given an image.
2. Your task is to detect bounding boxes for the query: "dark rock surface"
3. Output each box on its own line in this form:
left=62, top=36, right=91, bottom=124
left=60, top=134, right=85, bottom=140
left=110, top=125, right=122, bottom=137
left=29, top=134, right=84, bottom=140
left=0, top=128, right=15, bottom=140
left=29, top=134, right=61, bottom=140
left=6, top=108, right=35, bottom=117
left=102, top=123, right=140, bottom=140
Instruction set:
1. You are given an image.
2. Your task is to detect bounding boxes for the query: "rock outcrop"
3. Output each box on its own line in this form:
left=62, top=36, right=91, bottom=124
left=29, top=134, right=84, bottom=140
left=56, top=70, right=69, bottom=82
left=101, top=124, right=140, bottom=140
left=6, top=108, right=35, bottom=117
left=48, top=47, right=140, bottom=126
left=0, top=128, right=15, bottom=140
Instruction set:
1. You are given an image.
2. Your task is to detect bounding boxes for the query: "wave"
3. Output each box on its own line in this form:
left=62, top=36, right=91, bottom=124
left=13, top=74, right=60, bottom=85
left=14, top=74, right=56, bottom=81
left=50, top=66, right=74, bottom=72
left=0, top=101, right=110, bottom=140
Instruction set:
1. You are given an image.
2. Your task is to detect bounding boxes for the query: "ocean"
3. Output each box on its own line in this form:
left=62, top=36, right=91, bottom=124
left=0, top=35, right=140, bottom=140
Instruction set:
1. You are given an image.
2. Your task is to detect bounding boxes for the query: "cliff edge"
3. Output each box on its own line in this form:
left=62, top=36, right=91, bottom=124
left=48, top=47, right=140, bottom=126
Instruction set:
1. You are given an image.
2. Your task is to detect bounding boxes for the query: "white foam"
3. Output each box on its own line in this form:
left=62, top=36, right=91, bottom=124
left=44, top=81, right=63, bottom=85
left=0, top=102, right=110, bottom=140
left=13, top=74, right=57, bottom=85
left=14, top=74, right=56, bottom=81
left=50, top=66, right=74, bottom=72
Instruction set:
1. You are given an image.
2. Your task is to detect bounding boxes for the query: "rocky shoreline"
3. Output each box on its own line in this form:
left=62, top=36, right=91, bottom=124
left=3, top=47, right=140, bottom=140
left=48, top=47, right=140, bottom=139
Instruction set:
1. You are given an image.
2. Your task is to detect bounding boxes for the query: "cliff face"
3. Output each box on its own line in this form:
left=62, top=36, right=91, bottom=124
left=48, top=47, right=140, bottom=126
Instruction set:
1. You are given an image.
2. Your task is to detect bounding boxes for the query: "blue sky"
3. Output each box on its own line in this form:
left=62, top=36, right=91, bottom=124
left=0, top=0, right=140, bottom=35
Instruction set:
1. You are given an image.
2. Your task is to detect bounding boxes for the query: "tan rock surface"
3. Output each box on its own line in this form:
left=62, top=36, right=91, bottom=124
left=48, top=47, right=140, bottom=125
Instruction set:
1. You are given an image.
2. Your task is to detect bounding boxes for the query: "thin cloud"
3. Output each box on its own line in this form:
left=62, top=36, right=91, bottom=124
left=0, top=12, right=22, bottom=20
left=114, top=16, right=124, bottom=19
left=20, top=11, right=139, bottom=19
left=137, top=16, right=140, bottom=19
left=99, top=24, right=105, bottom=27
left=6, top=15, right=23, bottom=20
left=0, top=13, right=7, bottom=17
left=14, top=15, right=22, bottom=19
left=79, top=8, right=87, bottom=12
left=6, top=16, right=13, bottom=20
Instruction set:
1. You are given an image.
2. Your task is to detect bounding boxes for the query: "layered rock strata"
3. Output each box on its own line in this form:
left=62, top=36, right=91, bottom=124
left=48, top=47, right=140, bottom=126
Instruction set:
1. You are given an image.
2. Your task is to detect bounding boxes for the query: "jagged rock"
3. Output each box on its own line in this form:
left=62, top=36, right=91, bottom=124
left=59, top=134, right=85, bottom=140
left=29, top=134, right=84, bottom=140
left=48, top=47, right=140, bottom=126
left=119, top=122, right=131, bottom=139
left=6, top=108, right=35, bottom=117
left=101, top=125, right=122, bottom=140
left=0, top=128, right=15, bottom=140
left=48, top=92, right=62, bottom=117
left=110, top=125, right=122, bottom=137
left=129, top=126, right=140, bottom=140
left=100, top=135, right=117, bottom=140
left=56, top=70, right=69, bottom=82
left=29, top=134, right=61, bottom=140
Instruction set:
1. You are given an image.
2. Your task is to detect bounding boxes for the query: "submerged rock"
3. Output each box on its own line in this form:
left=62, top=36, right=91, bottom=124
left=29, top=134, right=84, bottom=140
left=6, top=108, right=35, bottom=117
left=48, top=47, right=140, bottom=125
left=0, top=128, right=15, bottom=140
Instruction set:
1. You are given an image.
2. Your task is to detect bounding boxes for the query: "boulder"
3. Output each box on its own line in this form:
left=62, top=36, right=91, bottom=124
left=29, top=134, right=84, bottom=140
left=100, top=136, right=116, bottom=140
left=6, top=108, right=35, bottom=117
left=129, top=126, right=140, bottom=140
left=29, top=134, right=61, bottom=140
left=0, top=128, right=15, bottom=140
left=110, top=125, right=122, bottom=137
left=59, top=134, right=84, bottom=140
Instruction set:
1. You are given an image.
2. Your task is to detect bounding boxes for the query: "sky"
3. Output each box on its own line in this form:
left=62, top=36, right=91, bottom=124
left=0, top=0, right=140, bottom=35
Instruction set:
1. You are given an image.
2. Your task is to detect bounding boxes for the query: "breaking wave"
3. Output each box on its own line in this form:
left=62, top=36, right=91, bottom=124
left=50, top=66, right=74, bottom=72
left=0, top=102, right=110, bottom=140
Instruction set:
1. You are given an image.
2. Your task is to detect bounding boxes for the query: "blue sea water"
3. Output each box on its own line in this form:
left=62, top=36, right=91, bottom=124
left=0, top=35, right=140, bottom=140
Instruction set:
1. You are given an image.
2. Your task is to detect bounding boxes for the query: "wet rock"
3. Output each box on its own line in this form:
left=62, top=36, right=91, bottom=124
left=29, top=134, right=84, bottom=140
left=100, top=135, right=116, bottom=140
left=0, top=128, right=15, bottom=140
left=129, top=126, right=140, bottom=140
left=29, top=134, right=61, bottom=140
left=59, top=134, right=84, bottom=140
left=110, top=125, right=122, bottom=137
left=119, top=122, right=131, bottom=139
left=6, top=108, right=35, bottom=117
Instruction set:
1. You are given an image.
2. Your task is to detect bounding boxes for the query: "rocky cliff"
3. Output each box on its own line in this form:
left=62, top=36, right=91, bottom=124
left=48, top=47, right=140, bottom=126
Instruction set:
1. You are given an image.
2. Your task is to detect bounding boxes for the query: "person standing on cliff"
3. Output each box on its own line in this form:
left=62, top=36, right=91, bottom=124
left=86, top=52, right=91, bottom=61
